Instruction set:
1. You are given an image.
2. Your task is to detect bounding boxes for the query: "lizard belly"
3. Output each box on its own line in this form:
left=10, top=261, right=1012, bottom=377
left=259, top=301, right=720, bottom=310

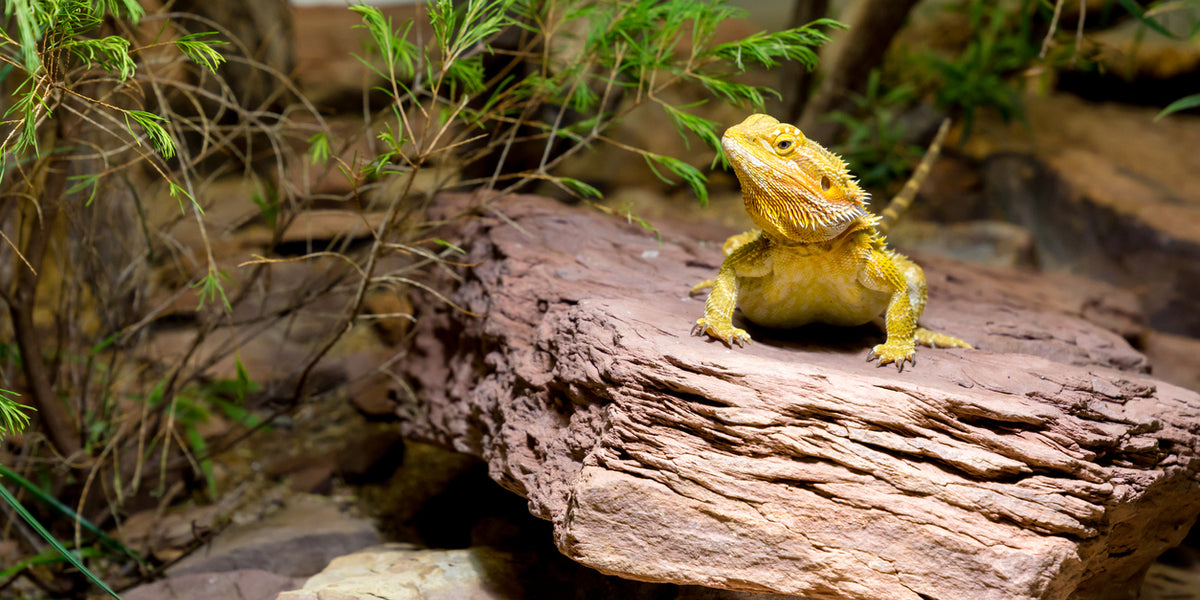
left=736, top=250, right=889, bottom=329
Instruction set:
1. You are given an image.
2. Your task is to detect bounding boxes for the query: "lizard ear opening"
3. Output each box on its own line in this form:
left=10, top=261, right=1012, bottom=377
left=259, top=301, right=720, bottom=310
left=820, top=175, right=832, bottom=192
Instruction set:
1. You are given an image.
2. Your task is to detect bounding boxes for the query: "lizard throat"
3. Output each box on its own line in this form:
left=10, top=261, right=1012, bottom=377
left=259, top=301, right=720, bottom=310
left=743, top=190, right=866, bottom=243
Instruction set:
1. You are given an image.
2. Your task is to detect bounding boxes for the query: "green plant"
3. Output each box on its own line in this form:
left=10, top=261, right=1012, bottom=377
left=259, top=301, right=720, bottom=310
left=826, top=70, right=923, bottom=190
left=336, top=0, right=841, bottom=203
left=923, top=0, right=1040, bottom=139
left=0, top=1, right=840, bottom=594
left=1118, top=0, right=1200, bottom=120
left=289, top=0, right=842, bottom=400
left=1, top=0, right=228, bottom=458
left=0, top=481, right=122, bottom=598
left=151, top=358, right=262, bottom=498
left=0, top=389, right=32, bottom=435
left=0, top=1, right=243, bottom=595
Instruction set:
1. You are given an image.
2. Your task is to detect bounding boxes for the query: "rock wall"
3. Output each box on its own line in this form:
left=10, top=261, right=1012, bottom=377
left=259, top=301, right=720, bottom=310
left=396, top=193, right=1200, bottom=600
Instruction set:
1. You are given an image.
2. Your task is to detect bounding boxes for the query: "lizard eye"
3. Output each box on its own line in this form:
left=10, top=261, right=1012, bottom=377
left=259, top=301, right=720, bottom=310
left=768, top=135, right=796, bottom=154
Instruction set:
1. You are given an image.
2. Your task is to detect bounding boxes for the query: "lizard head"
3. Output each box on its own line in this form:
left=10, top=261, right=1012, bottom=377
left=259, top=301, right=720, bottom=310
left=721, top=114, right=868, bottom=243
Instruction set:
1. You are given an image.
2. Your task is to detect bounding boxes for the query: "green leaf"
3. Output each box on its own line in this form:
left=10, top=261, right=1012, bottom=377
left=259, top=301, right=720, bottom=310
left=7, top=0, right=43, bottom=73
left=125, top=110, right=174, bottom=159
left=5, top=79, right=45, bottom=156
left=168, top=181, right=200, bottom=214
left=0, top=464, right=145, bottom=566
left=307, top=132, right=331, bottom=165
left=616, top=204, right=661, bottom=244
left=192, top=270, right=232, bottom=312
left=432, top=238, right=466, bottom=254
left=175, top=32, right=228, bottom=73
left=67, top=174, right=102, bottom=205
left=712, top=18, right=843, bottom=70
left=0, top=546, right=106, bottom=581
left=351, top=3, right=418, bottom=80
left=98, top=0, right=146, bottom=23
left=0, top=481, right=121, bottom=598
left=643, top=154, right=708, bottom=205
left=251, top=189, right=279, bottom=229
left=660, top=102, right=721, bottom=153
left=63, top=35, right=136, bottom=80
left=1156, top=93, right=1200, bottom=120
left=558, top=177, right=603, bottom=200
left=1114, top=0, right=1180, bottom=39
left=234, top=356, right=258, bottom=401
left=185, top=425, right=217, bottom=498
left=0, top=390, right=33, bottom=436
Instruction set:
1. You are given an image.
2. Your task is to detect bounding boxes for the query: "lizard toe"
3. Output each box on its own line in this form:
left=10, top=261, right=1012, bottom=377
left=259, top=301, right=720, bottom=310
left=868, top=342, right=915, bottom=370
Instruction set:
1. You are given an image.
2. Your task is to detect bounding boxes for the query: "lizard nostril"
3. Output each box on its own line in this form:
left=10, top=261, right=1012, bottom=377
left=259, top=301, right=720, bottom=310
left=820, top=175, right=832, bottom=192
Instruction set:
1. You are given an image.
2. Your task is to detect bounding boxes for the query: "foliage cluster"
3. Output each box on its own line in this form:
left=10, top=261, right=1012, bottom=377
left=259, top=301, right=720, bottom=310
left=922, top=0, right=1041, bottom=139
left=828, top=0, right=1200, bottom=193
left=329, top=0, right=840, bottom=206
left=826, top=70, right=922, bottom=190
left=0, top=0, right=839, bottom=596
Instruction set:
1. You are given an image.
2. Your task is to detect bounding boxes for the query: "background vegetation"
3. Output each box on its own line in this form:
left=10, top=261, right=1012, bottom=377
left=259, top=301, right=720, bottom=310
left=1, top=0, right=1196, bottom=597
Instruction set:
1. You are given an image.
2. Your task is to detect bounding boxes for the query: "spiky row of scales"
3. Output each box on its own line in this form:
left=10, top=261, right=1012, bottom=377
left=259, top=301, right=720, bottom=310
left=875, top=118, right=951, bottom=236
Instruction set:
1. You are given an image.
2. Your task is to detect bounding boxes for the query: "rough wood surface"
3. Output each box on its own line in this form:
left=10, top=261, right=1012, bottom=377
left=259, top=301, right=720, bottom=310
left=396, top=193, right=1200, bottom=600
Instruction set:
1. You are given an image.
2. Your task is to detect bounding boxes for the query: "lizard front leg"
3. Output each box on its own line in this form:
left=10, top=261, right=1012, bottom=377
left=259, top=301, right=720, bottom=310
left=689, top=229, right=762, bottom=296
left=692, top=233, right=771, bottom=347
left=892, top=252, right=973, bottom=351
left=860, top=246, right=919, bottom=370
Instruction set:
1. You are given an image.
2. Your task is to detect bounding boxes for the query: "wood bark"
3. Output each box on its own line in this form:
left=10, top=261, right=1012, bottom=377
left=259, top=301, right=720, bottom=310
left=396, top=193, right=1200, bottom=600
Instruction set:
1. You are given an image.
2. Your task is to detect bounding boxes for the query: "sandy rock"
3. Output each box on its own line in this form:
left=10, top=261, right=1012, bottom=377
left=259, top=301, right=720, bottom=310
left=1087, top=17, right=1200, bottom=80
left=275, top=545, right=523, bottom=600
left=395, top=193, right=1200, bottom=600
left=277, top=543, right=814, bottom=600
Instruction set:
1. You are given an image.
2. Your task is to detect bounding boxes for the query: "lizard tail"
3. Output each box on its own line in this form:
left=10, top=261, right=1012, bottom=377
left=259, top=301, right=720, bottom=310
left=876, top=118, right=951, bottom=236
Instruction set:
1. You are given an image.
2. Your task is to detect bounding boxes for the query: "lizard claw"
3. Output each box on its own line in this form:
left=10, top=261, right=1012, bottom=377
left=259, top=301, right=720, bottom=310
left=692, top=318, right=752, bottom=348
left=867, top=342, right=915, bottom=372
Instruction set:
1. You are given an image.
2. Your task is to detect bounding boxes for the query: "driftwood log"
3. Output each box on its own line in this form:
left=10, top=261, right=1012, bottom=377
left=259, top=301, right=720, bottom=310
left=396, top=193, right=1200, bottom=600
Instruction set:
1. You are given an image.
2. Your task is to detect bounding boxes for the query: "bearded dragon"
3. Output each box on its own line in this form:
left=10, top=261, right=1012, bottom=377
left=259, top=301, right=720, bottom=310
left=691, top=114, right=971, bottom=370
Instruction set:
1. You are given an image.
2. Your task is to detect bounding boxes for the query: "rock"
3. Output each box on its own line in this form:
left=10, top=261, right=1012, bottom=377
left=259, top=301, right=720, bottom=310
left=1141, top=562, right=1200, bottom=600
left=169, top=494, right=381, bottom=578
left=275, top=545, right=524, bottom=600
left=394, top=192, right=1200, bottom=600
left=276, top=543, right=813, bottom=600
left=263, top=453, right=337, bottom=494
left=1143, top=331, right=1200, bottom=393
left=291, top=4, right=429, bottom=108
left=236, top=210, right=390, bottom=247
left=888, top=219, right=1037, bottom=269
left=1084, top=15, right=1200, bottom=80
left=335, top=427, right=405, bottom=484
left=965, top=93, right=1200, bottom=336
left=121, top=502, right=225, bottom=564
left=124, top=570, right=304, bottom=600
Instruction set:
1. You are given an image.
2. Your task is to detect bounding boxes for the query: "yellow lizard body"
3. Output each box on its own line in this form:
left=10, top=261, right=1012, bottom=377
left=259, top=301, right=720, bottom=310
left=692, top=114, right=971, bottom=370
